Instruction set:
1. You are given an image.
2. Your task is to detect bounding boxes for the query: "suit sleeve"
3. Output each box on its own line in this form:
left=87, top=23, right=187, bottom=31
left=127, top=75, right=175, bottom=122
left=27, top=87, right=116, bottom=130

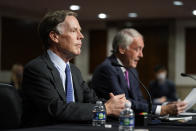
left=92, top=65, right=119, bottom=100
left=92, top=65, right=157, bottom=113
left=22, top=63, right=94, bottom=122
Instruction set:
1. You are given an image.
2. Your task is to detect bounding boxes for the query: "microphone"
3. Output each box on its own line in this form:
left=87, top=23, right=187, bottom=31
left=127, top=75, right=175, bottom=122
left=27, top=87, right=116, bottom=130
left=181, top=73, right=196, bottom=81
left=112, top=62, right=153, bottom=115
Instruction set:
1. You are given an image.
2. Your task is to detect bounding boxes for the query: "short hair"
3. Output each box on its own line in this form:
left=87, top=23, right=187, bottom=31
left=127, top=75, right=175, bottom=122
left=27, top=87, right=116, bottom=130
left=38, top=10, right=77, bottom=50
left=112, top=28, right=143, bottom=53
left=154, top=65, right=166, bottom=72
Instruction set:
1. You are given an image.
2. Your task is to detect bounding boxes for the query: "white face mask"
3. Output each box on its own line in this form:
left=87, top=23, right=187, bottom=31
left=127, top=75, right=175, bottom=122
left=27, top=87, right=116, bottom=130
left=156, top=73, right=166, bottom=81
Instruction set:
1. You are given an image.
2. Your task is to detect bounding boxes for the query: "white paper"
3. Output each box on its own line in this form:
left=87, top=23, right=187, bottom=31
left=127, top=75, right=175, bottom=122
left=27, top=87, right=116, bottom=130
left=179, top=112, right=196, bottom=116
left=168, top=116, right=192, bottom=121
left=183, top=88, right=196, bottom=112
left=134, top=129, right=149, bottom=131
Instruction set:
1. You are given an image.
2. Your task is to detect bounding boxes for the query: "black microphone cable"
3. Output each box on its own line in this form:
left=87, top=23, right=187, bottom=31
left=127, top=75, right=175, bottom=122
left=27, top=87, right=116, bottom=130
left=112, top=62, right=153, bottom=114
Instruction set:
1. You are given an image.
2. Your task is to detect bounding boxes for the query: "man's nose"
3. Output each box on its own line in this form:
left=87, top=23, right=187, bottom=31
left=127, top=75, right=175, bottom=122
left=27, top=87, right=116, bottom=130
left=139, top=51, right=143, bottom=58
left=78, top=31, right=84, bottom=39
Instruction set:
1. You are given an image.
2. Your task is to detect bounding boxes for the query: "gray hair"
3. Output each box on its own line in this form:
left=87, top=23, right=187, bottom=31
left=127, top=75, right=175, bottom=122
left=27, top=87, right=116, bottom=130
left=112, top=28, right=143, bottom=53
left=38, top=10, right=77, bottom=50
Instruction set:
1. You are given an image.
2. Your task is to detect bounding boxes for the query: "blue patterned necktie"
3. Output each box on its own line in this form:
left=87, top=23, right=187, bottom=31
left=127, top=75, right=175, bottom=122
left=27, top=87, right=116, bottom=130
left=65, top=64, right=74, bottom=103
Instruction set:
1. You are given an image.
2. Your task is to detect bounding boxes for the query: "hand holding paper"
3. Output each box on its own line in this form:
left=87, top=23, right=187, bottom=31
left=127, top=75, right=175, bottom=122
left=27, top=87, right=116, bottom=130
left=183, top=88, right=196, bottom=112
left=161, top=101, right=187, bottom=115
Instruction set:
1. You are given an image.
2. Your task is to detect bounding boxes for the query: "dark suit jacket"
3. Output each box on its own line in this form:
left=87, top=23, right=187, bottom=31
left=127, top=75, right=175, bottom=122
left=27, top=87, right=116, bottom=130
left=22, top=53, right=97, bottom=127
left=92, top=55, right=157, bottom=113
left=149, top=79, right=177, bottom=103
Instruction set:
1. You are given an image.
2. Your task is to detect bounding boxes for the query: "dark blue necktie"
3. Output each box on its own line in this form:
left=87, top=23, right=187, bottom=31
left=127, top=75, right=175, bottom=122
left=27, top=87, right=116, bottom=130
left=65, top=64, right=74, bottom=103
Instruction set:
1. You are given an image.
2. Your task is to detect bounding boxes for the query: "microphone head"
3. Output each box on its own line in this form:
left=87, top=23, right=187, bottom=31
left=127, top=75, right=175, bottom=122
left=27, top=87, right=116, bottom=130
left=181, top=73, right=196, bottom=81
left=181, top=73, right=188, bottom=77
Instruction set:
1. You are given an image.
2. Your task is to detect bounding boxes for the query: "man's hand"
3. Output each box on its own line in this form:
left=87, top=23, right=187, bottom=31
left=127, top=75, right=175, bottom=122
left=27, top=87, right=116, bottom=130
left=105, top=93, right=126, bottom=116
left=160, top=101, right=187, bottom=115
left=156, top=96, right=167, bottom=103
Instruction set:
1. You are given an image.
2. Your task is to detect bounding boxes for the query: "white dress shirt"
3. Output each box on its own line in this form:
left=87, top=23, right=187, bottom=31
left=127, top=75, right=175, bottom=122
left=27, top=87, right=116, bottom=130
left=47, top=49, right=75, bottom=102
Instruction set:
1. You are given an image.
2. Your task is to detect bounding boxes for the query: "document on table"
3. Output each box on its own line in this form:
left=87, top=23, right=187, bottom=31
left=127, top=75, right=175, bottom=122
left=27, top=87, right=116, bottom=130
left=135, top=129, right=149, bottom=131
left=179, top=112, right=196, bottom=116
left=183, top=88, right=196, bottom=112
left=168, top=116, right=192, bottom=121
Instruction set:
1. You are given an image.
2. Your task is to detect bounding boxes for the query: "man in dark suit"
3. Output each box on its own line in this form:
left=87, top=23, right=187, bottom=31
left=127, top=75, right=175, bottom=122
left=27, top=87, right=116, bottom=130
left=149, top=65, right=178, bottom=104
left=92, top=28, right=187, bottom=116
left=22, top=10, right=126, bottom=127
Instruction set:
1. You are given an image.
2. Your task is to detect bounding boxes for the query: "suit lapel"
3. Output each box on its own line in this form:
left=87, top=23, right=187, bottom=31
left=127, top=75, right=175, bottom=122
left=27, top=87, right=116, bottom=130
left=70, top=64, right=82, bottom=102
left=50, top=68, right=66, bottom=100
left=128, top=69, right=137, bottom=99
left=42, top=53, right=66, bottom=100
left=110, top=56, right=132, bottom=96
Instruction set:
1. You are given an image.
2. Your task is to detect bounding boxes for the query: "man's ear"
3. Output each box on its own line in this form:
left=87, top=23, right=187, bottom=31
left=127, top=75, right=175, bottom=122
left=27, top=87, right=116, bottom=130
left=119, top=46, right=126, bottom=54
left=49, top=31, right=59, bottom=43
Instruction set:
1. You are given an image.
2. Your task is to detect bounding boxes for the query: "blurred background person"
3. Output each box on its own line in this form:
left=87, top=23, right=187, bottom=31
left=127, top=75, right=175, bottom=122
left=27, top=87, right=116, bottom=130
left=10, top=64, right=24, bottom=90
left=149, top=65, right=178, bottom=104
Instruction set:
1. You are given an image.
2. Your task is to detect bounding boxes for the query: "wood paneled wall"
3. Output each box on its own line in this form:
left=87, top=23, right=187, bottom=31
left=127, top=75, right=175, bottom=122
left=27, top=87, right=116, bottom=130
left=89, top=30, right=107, bottom=73
left=1, top=17, right=42, bottom=70
left=185, top=28, right=196, bottom=74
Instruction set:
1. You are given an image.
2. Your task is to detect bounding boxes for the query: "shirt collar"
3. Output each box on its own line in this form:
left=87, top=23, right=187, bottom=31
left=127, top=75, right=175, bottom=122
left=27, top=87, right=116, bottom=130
left=116, top=57, right=126, bottom=73
left=47, top=49, right=69, bottom=72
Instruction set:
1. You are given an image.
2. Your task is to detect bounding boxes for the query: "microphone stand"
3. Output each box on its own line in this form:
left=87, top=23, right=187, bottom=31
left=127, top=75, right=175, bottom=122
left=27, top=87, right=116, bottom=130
left=112, top=62, right=154, bottom=125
